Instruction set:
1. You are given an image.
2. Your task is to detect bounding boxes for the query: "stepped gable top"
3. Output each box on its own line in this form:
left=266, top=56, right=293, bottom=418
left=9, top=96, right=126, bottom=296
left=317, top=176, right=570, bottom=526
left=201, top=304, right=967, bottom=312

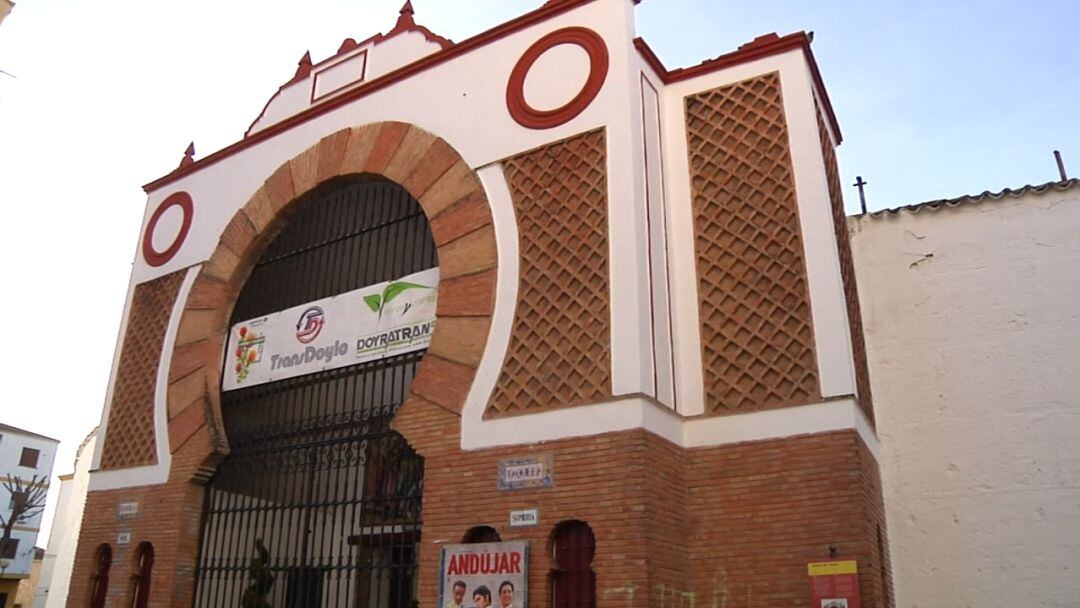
left=248, top=1, right=453, bottom=137
left=866, top=178, right=1080, bottom=218
left=287, top=0, right=454, bottom=88
left=0, top=422, right=60, bottom=443
left=376, top=1, right=453, bottom=49
left=144, top=0, right=837, bottom=192
left=289, top=2, right=452, bottom=82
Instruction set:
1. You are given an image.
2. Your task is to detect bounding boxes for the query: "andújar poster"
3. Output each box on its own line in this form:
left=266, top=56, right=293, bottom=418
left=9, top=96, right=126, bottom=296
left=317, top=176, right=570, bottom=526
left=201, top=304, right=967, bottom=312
left=439, top=541, right=528, bottom=608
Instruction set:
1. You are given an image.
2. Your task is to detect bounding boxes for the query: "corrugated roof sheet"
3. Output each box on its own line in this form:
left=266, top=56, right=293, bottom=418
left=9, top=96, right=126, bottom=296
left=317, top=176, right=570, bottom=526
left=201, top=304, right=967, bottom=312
left=865, top=178, right=1079, bottom=218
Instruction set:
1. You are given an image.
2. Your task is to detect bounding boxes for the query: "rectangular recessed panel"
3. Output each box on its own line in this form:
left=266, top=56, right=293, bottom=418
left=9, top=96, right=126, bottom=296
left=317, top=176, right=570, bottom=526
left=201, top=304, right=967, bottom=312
left=312, top=50, right=368, bottom=102
left=489, top=129, right=612, bottom=416
left=685, top=72, right=820, bottom=413
left=642, top=74, right=677, bottom=408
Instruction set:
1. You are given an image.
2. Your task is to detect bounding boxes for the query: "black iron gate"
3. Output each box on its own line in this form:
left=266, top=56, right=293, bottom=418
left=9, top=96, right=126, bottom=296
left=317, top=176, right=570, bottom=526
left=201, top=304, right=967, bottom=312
left=194, top=177, right=437, bottom=608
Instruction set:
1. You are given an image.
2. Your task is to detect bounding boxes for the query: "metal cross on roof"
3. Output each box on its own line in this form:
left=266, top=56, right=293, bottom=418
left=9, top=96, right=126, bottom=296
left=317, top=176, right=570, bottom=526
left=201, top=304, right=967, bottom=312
left=853, top=175, right=869, bottom=214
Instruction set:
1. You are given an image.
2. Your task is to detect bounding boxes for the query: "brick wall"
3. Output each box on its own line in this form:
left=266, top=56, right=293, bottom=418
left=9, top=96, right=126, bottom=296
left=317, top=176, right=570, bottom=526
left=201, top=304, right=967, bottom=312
left=489, top=129, right=612, bottom=417
left=73, top=401, right=890, bottom=607
left=685, top=72, right=820, bottom=414
left=687, top=430, right=892, bottom=607
left=396, top=399, right=659, bottom=608
left=67, top=427, right=217, bottom=608
left=396, top=399, right=890, bottom=608
left=99, top=270, right=186, bottom=470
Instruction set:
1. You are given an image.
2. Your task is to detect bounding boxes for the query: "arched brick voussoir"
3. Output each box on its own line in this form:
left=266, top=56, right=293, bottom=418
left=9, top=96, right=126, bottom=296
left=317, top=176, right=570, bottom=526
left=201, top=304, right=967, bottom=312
left=391, top=394, right=462, bottom=458
left=164, top=120, right=499, bottom=479
left=315, top=129, right=352, bottom=184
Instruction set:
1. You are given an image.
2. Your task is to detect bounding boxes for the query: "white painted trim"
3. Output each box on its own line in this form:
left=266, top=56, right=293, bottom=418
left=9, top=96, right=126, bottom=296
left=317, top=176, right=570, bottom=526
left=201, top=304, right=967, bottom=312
left=466, top=396, right=683, bottom=449
left=89, top=265, right=200, bottom=491
left=684, top=398, right=878, bottom=456
left=777, top=54, right=857, bottom=399
left=604, top=0, right=652, bottom=398
left=460, top=164, right=519, bottom=444
left=463, top=393, right=880, bottom=459
left=640, top=70, right=677, bottom=409
left=852, top=402, right=880, bottom=462
left=88, top=464, right=169, bottom=492
left=89, top=272, right=138, bottom=471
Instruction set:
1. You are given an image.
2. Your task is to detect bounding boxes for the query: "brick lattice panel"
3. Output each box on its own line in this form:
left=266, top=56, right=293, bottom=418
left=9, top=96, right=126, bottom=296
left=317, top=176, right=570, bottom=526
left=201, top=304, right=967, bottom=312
left=489, top=129, right=611, bottom=415
left=685, top=72, right=819, bottom=413
left=818, top=108, right=875, bottom=423
left=99, top=271, right=185, bottom=469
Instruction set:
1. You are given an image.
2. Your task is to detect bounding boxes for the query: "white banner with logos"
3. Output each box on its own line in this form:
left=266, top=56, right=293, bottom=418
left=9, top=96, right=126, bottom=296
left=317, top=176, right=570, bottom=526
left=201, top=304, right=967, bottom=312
left=223, top=267, right=439, bottom=391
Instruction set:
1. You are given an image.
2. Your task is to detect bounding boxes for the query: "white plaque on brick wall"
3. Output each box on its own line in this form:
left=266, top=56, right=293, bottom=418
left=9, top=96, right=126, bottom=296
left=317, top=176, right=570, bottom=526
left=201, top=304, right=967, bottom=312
left=510, top=509, right=539, bottom=528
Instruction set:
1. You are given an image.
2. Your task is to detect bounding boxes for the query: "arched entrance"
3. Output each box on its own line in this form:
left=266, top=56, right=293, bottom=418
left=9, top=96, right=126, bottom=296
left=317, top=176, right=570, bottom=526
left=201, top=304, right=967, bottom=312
left=193, top=177, right=435, bottom=607
left=161, top=121, right=498, bottom=606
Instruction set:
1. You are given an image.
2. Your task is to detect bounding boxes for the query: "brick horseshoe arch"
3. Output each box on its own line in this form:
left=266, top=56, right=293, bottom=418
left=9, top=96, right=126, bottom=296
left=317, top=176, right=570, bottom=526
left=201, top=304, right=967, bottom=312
left=164, top=121, right=497, bottom=481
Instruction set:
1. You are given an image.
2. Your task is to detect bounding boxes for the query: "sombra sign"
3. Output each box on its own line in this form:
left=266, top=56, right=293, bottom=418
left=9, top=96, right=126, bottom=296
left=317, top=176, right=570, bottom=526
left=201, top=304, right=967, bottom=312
left=223, top=267, right=439, bottom=390
left=439, top=541, right=529, bottom=608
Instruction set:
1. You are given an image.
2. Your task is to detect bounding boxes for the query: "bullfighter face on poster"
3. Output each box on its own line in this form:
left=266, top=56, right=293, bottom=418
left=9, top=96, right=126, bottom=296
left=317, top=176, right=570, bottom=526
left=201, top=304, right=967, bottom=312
left=439, top=542, right=528, bottom=608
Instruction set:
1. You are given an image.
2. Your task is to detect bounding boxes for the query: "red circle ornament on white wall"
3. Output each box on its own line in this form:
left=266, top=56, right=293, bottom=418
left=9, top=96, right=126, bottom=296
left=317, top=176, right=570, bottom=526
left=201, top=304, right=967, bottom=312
left=506, top=27, right=609, bottom=130
left=141, top=191, right=194, bottom=267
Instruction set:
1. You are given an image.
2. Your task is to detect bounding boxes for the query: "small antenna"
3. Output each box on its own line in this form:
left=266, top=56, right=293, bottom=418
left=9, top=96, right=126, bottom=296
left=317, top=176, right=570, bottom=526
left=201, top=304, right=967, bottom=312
left=1053, top=150, right=1068, bottom=181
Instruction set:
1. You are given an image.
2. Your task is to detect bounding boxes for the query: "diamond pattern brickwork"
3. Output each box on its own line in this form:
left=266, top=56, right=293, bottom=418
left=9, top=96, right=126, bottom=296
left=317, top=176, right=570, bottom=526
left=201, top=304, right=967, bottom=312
left=488, top=129, right=611, bottom=416
left=100, top=271, right=185, bottom=469
left=685, top=72, right=820, bottom=413
left=818, top=108, right=875, bottom=424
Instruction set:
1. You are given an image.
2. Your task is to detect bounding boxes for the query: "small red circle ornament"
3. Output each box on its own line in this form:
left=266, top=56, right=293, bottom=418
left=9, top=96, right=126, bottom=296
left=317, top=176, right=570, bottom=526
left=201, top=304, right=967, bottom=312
left=506, top=27, right=609, bottom=129
left=141, top=191, right=194, bottom=267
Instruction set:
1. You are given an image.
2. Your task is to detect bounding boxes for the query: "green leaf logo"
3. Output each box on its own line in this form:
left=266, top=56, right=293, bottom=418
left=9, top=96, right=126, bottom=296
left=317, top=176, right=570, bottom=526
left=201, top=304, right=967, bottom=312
left=364, top=281, right=430, bottom=317
left=383, top=281, right=427, bottom=305
left=363, top=294, right=382, bottom=313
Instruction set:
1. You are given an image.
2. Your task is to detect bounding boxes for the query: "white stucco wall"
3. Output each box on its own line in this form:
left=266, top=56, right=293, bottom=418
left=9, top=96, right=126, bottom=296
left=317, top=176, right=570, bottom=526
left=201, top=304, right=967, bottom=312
left=851, top=183, right=1080, bottom=607
left=34, top=430, right=96, bottom=608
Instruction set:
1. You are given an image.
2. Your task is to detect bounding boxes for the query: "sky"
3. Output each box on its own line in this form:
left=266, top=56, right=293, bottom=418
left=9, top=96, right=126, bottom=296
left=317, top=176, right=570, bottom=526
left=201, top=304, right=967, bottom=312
left=0, top=0, right=1076, bottom=545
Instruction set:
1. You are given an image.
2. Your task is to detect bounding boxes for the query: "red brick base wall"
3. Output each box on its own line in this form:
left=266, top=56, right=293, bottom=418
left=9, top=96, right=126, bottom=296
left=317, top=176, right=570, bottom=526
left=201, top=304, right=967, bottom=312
left=688, top=430, right=893, bottom=607
left=67, top=427, right=217, bottom=608
left=70, top=414, right=891, bottom=607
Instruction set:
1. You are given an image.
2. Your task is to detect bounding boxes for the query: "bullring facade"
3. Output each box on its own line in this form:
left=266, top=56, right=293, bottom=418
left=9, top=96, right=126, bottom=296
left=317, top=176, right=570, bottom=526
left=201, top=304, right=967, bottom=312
left=72, top=1, right=891, bottom=606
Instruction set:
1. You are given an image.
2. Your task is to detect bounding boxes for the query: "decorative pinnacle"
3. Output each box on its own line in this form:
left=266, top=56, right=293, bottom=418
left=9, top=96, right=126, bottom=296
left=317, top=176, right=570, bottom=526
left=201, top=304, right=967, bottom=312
left=292, top=51, right=313, bottom=82
left=396, top=1, right=416, bottom=27
left=178, top=142, right=195, bottom=169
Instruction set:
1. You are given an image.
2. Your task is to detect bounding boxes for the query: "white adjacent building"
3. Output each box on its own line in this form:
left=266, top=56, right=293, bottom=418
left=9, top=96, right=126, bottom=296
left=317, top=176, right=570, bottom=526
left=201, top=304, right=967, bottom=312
left=852, top=178, right=1080, bottom=606
left=32, top=429, right=96, bottom=608
left=0, top=424, right=57, bottom=608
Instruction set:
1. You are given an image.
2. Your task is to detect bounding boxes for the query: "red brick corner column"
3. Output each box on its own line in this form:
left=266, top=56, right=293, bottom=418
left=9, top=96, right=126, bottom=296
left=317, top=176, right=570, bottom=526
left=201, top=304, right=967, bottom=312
left=69, top=122, right=497, bottom=607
